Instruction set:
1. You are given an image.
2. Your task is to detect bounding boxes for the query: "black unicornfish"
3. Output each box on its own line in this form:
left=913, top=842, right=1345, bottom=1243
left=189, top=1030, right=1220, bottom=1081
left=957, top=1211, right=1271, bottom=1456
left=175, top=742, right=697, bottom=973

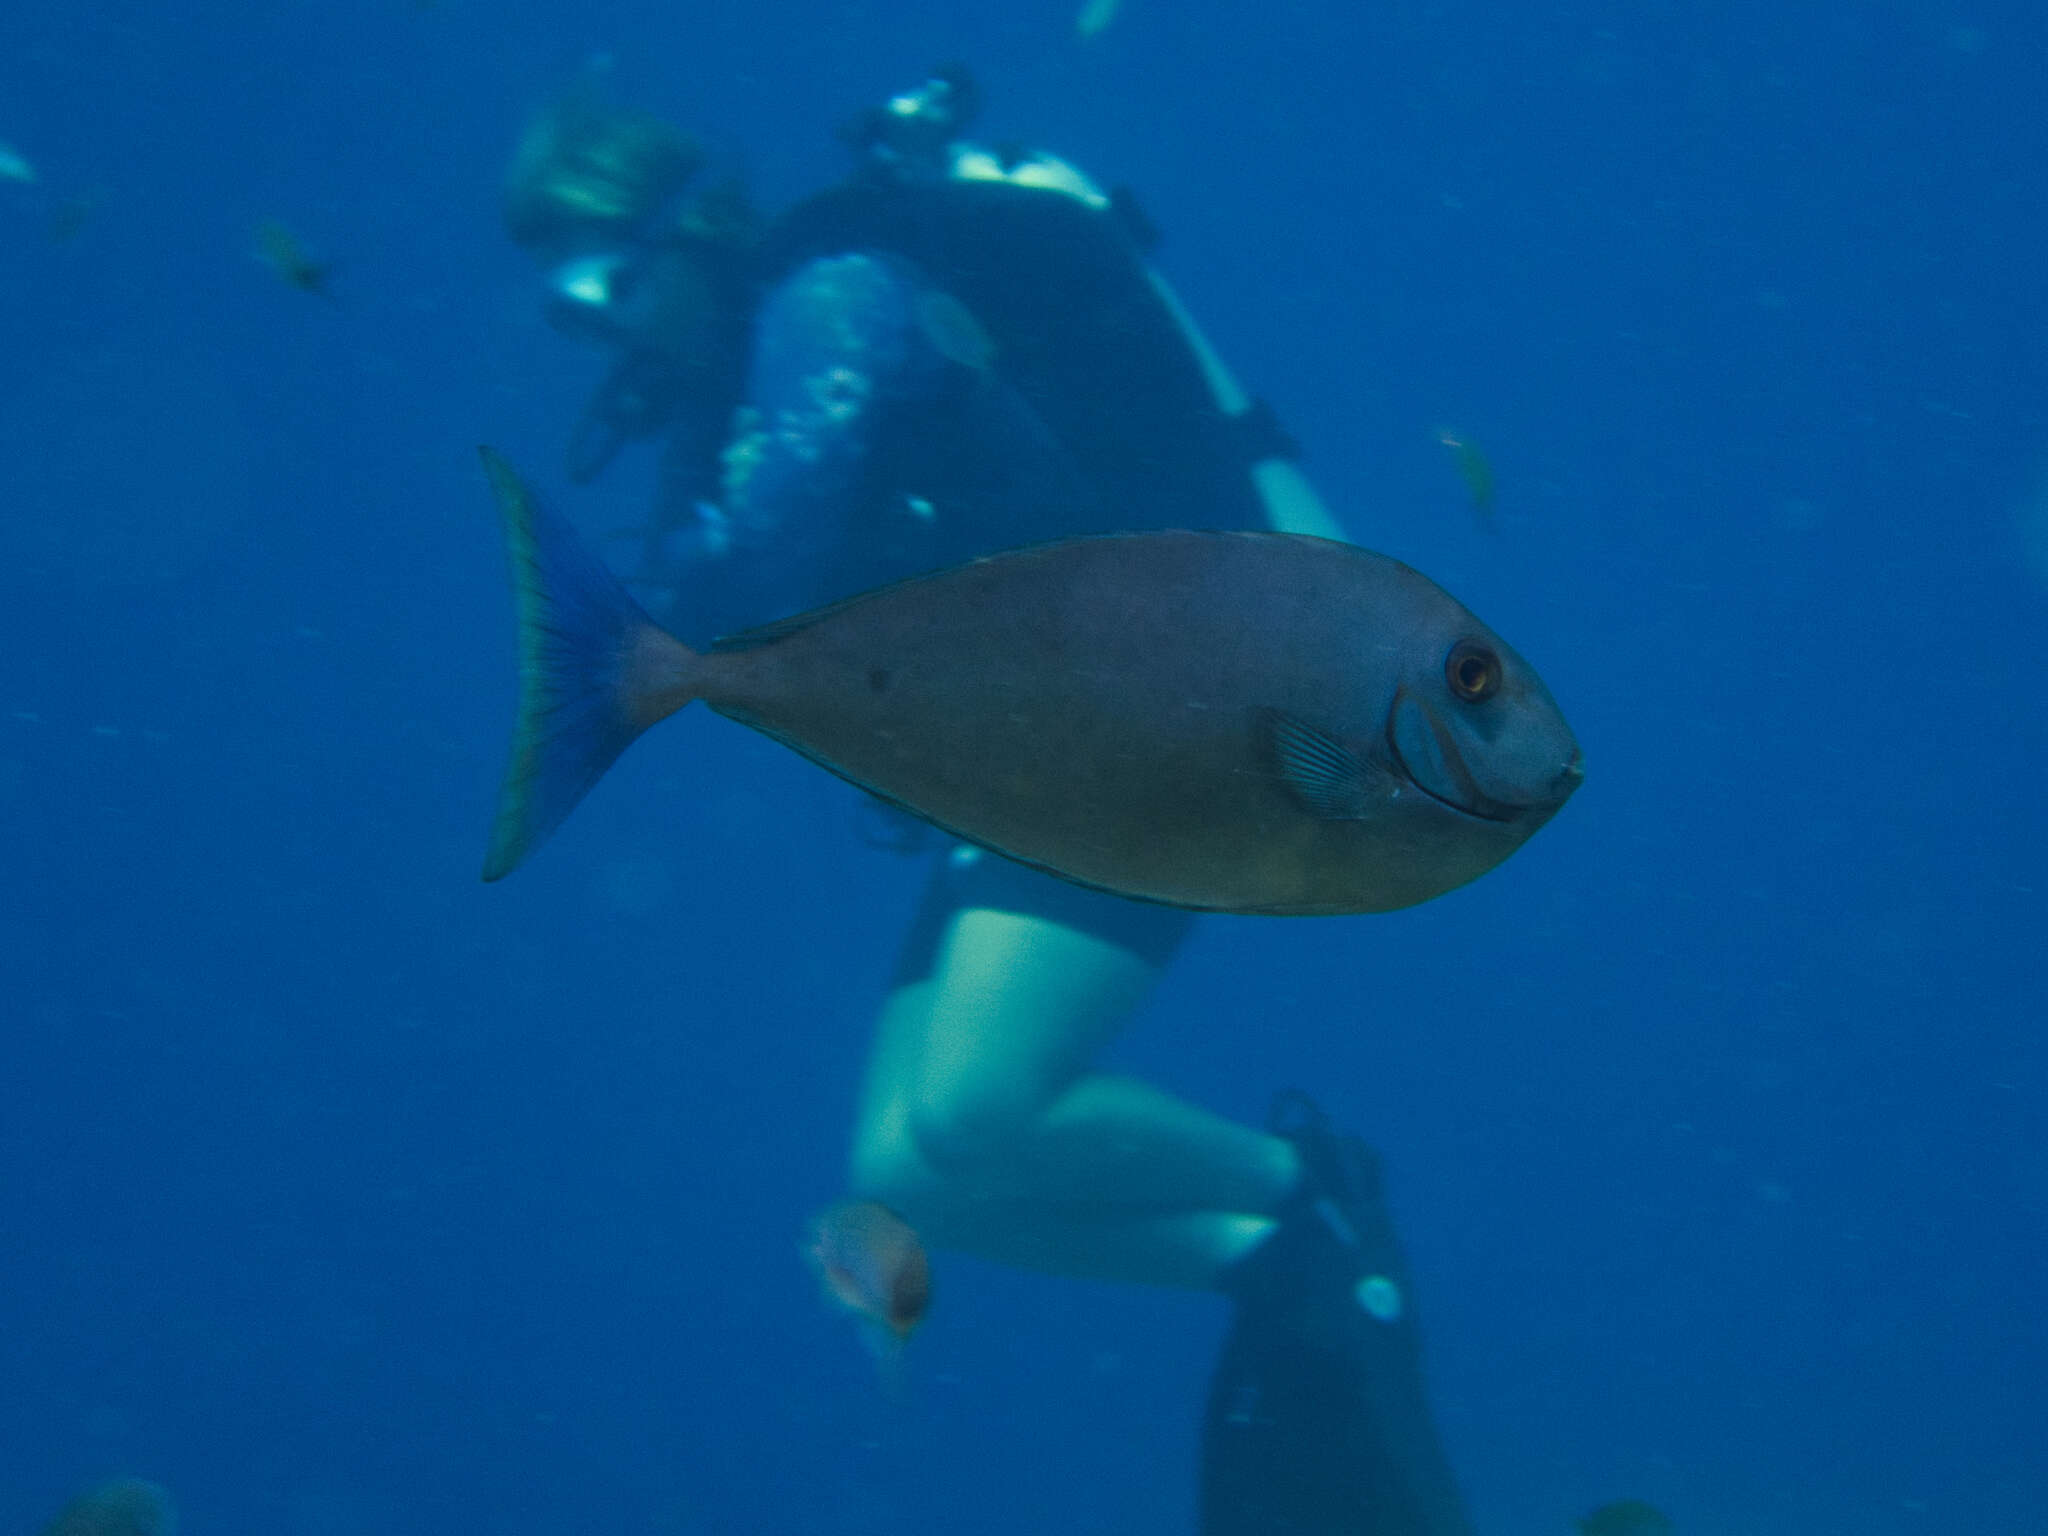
left=478, top=449, right=1581, bottom=914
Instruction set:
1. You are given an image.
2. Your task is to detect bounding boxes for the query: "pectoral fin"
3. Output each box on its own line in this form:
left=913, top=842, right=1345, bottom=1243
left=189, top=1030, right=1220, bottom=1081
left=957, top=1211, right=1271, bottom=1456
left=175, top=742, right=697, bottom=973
left=1261, top=710, right=1383, bottom=820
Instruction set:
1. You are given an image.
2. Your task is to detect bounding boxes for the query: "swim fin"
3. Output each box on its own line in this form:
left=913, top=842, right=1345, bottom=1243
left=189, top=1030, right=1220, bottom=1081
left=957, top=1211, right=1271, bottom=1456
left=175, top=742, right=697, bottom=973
left=1200, top=1093, right=1474, bottom=1536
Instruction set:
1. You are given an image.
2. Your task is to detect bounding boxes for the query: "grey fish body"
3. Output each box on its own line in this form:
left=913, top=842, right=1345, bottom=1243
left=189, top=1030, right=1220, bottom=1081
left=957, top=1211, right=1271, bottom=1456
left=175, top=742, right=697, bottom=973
left=695, top=532, right=1568, bottom=913
left=481, top=453, right=1581, bottom=912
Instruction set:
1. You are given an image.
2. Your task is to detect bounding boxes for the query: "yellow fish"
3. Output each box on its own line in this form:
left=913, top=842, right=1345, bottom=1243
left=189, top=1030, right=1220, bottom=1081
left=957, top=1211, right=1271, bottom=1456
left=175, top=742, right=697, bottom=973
left=1436, top=426, right=1496, bottom=524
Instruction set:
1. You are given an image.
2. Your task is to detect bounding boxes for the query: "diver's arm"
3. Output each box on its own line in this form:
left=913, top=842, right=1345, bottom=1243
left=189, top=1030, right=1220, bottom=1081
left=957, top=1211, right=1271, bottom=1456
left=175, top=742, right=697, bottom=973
left=1142, top=270, right=1349, bottom=542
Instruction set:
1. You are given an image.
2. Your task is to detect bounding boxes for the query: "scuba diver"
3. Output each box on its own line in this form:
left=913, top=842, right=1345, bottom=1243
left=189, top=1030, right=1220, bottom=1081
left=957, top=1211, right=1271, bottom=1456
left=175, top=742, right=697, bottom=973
left=501, top=67, right=1475, bottom=1536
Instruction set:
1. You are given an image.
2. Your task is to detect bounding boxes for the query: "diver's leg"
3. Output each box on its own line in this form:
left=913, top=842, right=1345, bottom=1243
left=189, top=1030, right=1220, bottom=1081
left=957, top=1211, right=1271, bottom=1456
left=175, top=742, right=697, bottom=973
left=853, top=984, right=1283, bottom=1287
left=924, top=1071, right=1299, bottom=1217
left=905, top=904, right=1298, bottom=1212
left=849, top=850, right=1299, bottom=1287
left=849, top=857, right=1474, bottom=1527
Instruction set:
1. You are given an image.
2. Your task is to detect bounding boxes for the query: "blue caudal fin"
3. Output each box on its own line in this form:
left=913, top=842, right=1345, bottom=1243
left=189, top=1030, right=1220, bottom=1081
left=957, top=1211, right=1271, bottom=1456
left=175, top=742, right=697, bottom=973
left=478, top=448, right=697, bottom=881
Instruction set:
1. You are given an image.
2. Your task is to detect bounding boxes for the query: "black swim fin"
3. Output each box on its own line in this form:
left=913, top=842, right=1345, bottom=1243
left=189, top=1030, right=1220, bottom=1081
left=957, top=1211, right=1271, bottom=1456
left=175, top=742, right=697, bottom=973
left=1199, top=1093, right=1474, bottom=1536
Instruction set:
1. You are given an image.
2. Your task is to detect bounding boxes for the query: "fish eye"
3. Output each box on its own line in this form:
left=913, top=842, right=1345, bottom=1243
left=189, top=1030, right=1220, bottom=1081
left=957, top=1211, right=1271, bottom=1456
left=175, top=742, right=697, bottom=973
left=1445, top=640, right=1501, bottom=702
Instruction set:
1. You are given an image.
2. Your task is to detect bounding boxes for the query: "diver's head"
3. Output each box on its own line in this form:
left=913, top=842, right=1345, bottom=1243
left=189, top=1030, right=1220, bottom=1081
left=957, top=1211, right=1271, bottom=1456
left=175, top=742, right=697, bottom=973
left=503, top=88, right=704, bottom=263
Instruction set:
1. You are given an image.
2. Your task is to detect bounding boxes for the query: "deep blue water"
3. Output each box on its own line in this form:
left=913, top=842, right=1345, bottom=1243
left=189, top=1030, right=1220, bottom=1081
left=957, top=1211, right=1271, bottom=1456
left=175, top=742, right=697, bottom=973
left=2, top=2, right=2043, bottom=1533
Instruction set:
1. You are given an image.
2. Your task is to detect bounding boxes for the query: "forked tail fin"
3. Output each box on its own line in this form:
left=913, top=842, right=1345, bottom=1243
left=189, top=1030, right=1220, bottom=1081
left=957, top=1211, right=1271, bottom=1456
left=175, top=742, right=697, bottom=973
left=478, top=448, right=698, bottom=881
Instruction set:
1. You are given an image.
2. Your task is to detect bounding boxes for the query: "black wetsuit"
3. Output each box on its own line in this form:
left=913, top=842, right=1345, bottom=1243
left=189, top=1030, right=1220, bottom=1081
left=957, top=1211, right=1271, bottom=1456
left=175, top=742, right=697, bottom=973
left=759, top=174, right=1279, bottom=536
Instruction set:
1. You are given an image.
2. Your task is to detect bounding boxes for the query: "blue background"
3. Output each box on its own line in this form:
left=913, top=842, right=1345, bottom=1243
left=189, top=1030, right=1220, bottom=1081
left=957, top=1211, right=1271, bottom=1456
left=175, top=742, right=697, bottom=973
left=2, top=2, right=2042, bottom=1533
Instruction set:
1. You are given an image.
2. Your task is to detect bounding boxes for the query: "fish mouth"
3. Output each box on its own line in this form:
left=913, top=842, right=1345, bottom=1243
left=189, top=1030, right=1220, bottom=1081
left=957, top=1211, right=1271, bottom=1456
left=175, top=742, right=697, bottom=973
left=1385, top=690, right=1526, bottom=824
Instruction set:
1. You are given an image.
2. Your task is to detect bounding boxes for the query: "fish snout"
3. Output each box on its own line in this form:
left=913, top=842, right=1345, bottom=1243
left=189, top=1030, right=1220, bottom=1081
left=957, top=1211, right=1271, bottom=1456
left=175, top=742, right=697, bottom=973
left=1390, top=689, right=1582, bottom=822
left=1552, top=747, right=1587, bottom=801
left=1499, top=734, right=1584, bottom=817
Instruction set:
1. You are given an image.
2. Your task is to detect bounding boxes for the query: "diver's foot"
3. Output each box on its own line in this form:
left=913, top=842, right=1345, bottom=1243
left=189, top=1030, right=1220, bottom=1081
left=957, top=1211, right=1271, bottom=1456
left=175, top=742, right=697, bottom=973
left=1199, top=1092, right=1474, bottom=1536
left=1220, top=1091, right=1408, bottom=1322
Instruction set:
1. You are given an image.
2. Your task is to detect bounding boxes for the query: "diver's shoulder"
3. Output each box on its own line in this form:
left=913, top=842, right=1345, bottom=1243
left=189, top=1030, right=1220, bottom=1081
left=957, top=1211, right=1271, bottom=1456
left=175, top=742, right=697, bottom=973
left=763, top=143, right=1144, bottom=272
left=944, top=144, right=1112, bottom=209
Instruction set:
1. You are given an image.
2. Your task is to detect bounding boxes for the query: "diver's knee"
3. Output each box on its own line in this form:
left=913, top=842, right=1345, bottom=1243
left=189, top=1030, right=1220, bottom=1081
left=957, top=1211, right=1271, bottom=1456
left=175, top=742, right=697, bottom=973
left=905, top=1093, right=1031, bottom=1179
left=847, top=1117, right=975, bottom=1235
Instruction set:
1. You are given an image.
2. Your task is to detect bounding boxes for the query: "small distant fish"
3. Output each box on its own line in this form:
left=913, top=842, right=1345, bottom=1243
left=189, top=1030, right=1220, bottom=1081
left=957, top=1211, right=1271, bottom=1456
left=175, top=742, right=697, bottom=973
left=47, top=191, right=100, bottom=243
left=0, top=140, right=36, bottom=184
left=1076, top=0, right=1123, bottom=38
left=808, top=1200, right=931, bottom=1346
left=1576, top=1498, right=1674, bottom=1536
left=1436, top=427, right=1496, bottom=523
left=256, top=219, right=331, bottom=297
left=39, top=1479, right=177, bottom=1536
